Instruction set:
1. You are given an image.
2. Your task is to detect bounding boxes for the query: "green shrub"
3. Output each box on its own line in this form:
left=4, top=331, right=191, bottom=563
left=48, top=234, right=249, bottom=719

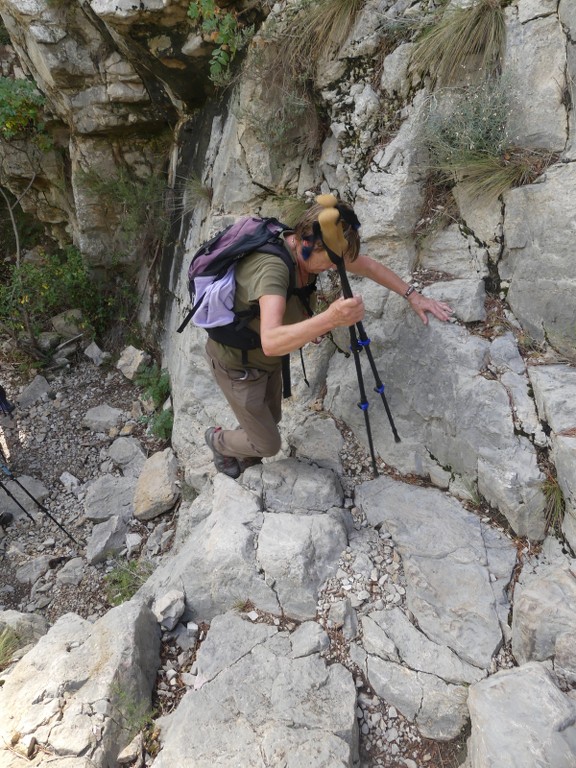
left=79, top=168, right=168, bottom=259
left=105, top=560, right=155, bottom=606
left=421, top=79, right=555, bottom=203
left=264, top=194, right=308, bottom=228
left=0, top=19, right=10, bottom=45
left=243, top=0, right=365, bottom=156
left=411, top=0, right=507, bottom=85
left=0, top=246, right=124, bottom=340
left=150, top=408, right=173, bottom=441
left=188, top=0, right=255, bottom=85
left=0, top=77, right=45, bottom=139
left=135, top=363, right=171, bottom=409
left=110, top=682, right=156, bottom=739
left=135, top=364, right=173, bottom=441
left=174, top=173, right=213, bottom=221
left=271, top=0, right=366, bottom=74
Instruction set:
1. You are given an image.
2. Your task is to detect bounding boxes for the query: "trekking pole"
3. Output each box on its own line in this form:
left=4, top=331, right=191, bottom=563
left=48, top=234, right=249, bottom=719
left=316, top=202, right=401, bottom=475
left=0, top=451, right=79, bottom=545
left=0, top=478, right=36, bottom=524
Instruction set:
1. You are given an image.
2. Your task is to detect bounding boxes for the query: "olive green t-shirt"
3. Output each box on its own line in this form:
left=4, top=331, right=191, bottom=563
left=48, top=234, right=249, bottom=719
left=206, top=244, right=315, bottom=372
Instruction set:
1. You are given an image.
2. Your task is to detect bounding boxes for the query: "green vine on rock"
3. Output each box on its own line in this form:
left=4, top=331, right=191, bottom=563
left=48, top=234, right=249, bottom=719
left=187, top=0, right=255, bottom=85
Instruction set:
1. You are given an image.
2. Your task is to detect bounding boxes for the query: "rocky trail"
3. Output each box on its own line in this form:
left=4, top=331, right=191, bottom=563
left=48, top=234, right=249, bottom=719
left=0, top=356, right=475, bottom=767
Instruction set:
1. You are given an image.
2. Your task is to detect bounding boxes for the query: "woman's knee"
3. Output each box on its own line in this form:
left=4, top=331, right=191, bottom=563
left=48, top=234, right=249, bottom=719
left=251, top=431, right=281, bottom=457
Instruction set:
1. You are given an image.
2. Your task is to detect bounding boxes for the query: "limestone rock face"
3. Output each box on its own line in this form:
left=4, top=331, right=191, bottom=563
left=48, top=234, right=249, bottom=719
left=502, top=164, right=576, bottom=359
left=511, top=560, right=576, bottom=665
left=0, top=0, right=205, bottom=260
left=467, top=663, right=576, bottom=768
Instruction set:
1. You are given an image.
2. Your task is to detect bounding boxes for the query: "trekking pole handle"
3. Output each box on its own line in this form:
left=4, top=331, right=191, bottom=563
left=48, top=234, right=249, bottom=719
left=317, top=206, right=349, bottom=260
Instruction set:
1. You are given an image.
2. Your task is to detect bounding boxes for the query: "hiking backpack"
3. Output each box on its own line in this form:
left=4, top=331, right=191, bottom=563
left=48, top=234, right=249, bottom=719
left=176, top=216, right=316, bottom=352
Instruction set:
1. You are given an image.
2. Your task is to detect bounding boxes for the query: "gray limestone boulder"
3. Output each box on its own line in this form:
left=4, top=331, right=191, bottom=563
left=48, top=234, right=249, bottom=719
left=366, top=655, right=469, bottom=741
left=361, top=606, right=483, bottom=741
left=356, top=476, right=517, bottom=669
left=133, top=448, right=180, bottom=521
left=0, top=610, right=48, bottom=646
left=51, top=309, right=85, bottom=339
left=528, top=364, right=576, bottom=546
left=0, top=476, right=50, bottom=522
left=140, top=475, right=278, bottom=621
left=0, top=602, right=160, bottom=767
left=285, top=413, right=345, bottom=474
left=82, top=404, right=123, bottom=432
left=477, top=437, right=546, bottom=540
left=84, top=341, right=111, bottom=367
left=362, top=608, right=485, bottom=686
left=107, top=436, right=147, bottom=477
left=290, top=621, right=330, bottom=659
left=116, top=346, right=151, bottom=381
left=529, top=365, right=576, bottom=434
left=504, top=10, right=567, bottom=151
left=257, top=511, right=349, bottom=620
left=17, top=375, right=51, bottom=408
left=425, top=278, right=486, bottom=323
left=143, top=463, right=351, bottom=623
left=552, top=435, right=576, bottom=550
left=467, top=662, right=576, bottom=768
left=86, top=514, right=130, bottom=564
left=242, top=458, right=344, bottom=514
left=512, top=559, right=576, bottom=665
left=15, top=555, right=51, bottom=585
left=151, top=613, right=358, bottom=767
left=326, top=304, right=546, bottom=537
left=84, top=474, right=137, bottom=522
left=418, top=224, right=490, bottom=280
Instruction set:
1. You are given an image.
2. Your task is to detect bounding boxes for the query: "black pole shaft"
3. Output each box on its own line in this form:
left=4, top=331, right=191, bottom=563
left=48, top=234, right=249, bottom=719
left=334, top=259, right=401, bottom=444
left=10, top=474, right=78, bottom=544
left=329, top=257, right=378, bottom=475
left=345, top=320, right=379, bottom=476
left=0, top=478, right=36, bottom=523
left=0, top=464, right=78, bottom=544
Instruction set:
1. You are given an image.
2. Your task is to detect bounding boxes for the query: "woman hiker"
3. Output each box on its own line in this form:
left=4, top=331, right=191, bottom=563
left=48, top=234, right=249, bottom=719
left=204, top=199, right=452, bottom=478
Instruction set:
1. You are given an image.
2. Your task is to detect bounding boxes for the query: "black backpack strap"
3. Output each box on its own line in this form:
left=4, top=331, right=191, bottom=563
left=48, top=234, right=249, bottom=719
left=292, top=280, right=317, bottom=317
left=281, top=354, right=291, bottom=398
left=177, top=310, right=194, bottom=333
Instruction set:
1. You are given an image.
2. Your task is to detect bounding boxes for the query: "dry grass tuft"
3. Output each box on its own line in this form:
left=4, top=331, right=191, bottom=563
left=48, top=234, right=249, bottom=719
left=242, top=0, right=366, bottom=157
left=411, top=0, right=507, bottom=85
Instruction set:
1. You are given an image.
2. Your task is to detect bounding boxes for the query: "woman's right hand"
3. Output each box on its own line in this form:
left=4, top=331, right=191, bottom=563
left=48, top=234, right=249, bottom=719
left=327, top=296, right=365, bottom=328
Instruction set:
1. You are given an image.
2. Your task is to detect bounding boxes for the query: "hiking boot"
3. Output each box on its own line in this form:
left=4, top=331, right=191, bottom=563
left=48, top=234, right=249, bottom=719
left=238, top=457, right=263, bottom=474
left=205, top=427, right=241, bottom=479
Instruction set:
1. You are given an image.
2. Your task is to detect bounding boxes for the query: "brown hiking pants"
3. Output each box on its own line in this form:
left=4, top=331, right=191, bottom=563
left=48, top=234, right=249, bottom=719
left=205, top=344, right=282, bottom=459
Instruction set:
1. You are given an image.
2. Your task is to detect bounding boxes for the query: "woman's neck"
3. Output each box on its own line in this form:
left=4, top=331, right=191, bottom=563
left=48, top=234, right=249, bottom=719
left=287, top=234, right=311, bottom=285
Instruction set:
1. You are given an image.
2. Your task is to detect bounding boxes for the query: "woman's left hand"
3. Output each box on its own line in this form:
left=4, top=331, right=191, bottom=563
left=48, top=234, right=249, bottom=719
left=407, top=292, right=453, bottom=325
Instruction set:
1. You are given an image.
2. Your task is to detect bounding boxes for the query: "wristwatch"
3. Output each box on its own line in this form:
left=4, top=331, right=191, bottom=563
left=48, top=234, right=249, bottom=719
left=403, top=285, right=416, bottom=298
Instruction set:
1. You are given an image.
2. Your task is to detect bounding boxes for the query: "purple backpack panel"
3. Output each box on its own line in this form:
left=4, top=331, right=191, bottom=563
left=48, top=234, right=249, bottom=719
left=177, top=216, right=291, bottom=334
